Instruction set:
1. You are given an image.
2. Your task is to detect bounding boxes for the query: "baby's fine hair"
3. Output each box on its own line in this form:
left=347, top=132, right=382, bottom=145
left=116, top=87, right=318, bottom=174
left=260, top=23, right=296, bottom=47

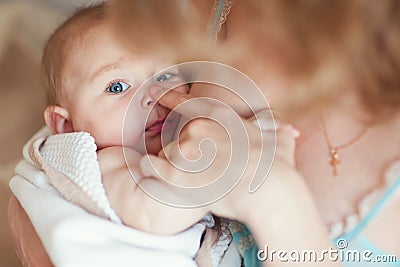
left=42, top=2, right=106, bottom=106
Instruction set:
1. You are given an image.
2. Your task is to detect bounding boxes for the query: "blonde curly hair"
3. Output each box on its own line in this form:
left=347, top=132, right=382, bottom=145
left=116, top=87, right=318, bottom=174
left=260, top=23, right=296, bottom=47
left=109, top=0, right=400, bottom=121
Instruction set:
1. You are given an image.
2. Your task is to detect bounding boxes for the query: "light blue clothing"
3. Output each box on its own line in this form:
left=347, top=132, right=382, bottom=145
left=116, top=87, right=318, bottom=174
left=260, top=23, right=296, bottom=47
left=229, top=221, right=261, bottom=267
left=333, top=175, right=400, bottom=266
left=208, top=0, right=225, bottom=38
left=234, top=175, right=400, bottom=267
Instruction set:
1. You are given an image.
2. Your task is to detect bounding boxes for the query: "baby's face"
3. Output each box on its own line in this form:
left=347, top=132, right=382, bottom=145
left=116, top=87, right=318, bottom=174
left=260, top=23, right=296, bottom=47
left=61, top=23, right=188, bottom=154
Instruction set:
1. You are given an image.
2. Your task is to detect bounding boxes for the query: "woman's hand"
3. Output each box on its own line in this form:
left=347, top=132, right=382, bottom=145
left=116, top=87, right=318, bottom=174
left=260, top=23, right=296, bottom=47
left=8, top=195, right=53, bottom=267
left=140, top=90, right=301, bottom=221
left=141, top=90, right=340, bottom=266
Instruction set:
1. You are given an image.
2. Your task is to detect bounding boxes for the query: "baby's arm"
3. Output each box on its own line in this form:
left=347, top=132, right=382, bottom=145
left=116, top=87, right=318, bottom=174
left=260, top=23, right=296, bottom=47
left=98, top=146, right=206, bottom=235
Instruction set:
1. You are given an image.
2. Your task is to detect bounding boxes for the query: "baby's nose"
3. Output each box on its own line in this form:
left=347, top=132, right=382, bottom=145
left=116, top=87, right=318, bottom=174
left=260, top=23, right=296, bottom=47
left=141, top=87, right=162, bottom=109
left=142, top=86, right=166, bottom=108
left=142, top=97, right=154, bottom=107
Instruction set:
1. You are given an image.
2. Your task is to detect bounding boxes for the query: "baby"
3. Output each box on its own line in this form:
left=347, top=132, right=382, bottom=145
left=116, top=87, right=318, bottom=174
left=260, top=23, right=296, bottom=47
left=21, top=2, right=280, bottom=266
left=42, top=3, right=206, bottom=235
left=42, top=1, right=271, bottom=238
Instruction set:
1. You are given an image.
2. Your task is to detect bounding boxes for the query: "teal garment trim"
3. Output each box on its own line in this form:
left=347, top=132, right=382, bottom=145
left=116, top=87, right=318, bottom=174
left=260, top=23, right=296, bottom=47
left=243, top=245, right=262, bottom=267
left=354, top=235, right=399, bottom=265
left=341, top=175, right=400, bottom=242
left=229, top=221, right=261, bottom=267
left=356, top=235, right=397, bottom=260
left=333, top=175, right=400, bottom=266
left=208, top=0, right=225, bottom=38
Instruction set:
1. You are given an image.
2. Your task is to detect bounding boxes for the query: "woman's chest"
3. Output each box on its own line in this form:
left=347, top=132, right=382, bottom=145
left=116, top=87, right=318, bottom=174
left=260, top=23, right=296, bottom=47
left=362, top=194, right=400, bottom=257
left=294, top=127, right=387, bottom=226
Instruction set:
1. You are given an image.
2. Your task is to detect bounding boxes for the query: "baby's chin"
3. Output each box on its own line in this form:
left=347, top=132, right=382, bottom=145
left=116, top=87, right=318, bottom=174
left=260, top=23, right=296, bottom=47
left=144, top=136, right=163, bottom=156
left=144, top=128, right=177, bottom=156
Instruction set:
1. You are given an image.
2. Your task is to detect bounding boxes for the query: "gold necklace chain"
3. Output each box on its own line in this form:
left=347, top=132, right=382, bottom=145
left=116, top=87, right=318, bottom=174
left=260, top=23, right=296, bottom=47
left=320, top=115, right=369, bottom=176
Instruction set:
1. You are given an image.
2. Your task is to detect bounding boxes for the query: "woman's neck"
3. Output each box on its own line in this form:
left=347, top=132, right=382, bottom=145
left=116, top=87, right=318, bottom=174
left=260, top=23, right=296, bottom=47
left=293, top=91, right=400, bottom=225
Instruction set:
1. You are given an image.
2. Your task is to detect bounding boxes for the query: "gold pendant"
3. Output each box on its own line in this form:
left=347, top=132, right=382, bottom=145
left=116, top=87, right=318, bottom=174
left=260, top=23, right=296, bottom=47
left=329, top=148, right=341, bottom=176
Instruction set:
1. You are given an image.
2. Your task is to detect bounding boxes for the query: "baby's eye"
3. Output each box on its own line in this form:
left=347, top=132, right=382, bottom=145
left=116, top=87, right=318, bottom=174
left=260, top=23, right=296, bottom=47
left=106, top=81, right=130, bottom=94
left=155, top=73, right=173, bottom=82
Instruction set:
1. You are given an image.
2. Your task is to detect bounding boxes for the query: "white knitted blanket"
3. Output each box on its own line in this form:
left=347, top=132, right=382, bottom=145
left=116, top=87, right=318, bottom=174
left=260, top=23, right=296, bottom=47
left=9, top=127, right=206, bottom=266
left=9, top=127, right=241, bottom=267
left=29, top=128, right=121, bottom=223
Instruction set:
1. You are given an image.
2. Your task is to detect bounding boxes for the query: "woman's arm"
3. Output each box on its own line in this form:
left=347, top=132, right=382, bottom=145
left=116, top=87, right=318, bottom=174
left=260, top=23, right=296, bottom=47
left=8, top=195, right=53, bottom=267
left=142, top=90, right=341, bottom=266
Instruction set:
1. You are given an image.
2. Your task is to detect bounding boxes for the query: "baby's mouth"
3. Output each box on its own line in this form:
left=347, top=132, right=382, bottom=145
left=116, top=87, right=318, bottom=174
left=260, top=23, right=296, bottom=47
left=145, top=118, right=167, bottom=133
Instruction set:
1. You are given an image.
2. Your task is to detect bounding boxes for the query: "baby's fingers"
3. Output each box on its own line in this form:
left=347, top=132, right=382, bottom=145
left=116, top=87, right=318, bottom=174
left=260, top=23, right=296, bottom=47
left=153, top=89, right=194, bottom=111
left=276, top=128, right=297, bottom=167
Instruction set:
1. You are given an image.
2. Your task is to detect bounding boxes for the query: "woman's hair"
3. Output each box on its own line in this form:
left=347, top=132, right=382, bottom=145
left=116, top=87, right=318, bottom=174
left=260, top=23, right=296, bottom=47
left=245, top=0, right=400, bottom=120
left=109, top=0, right=400, bottom=121
left=42, top=2, right=107, bottom=106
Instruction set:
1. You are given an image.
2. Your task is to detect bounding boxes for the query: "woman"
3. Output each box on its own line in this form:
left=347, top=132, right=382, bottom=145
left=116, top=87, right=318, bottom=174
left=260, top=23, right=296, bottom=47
left=113, top=1, right=400, bottom=265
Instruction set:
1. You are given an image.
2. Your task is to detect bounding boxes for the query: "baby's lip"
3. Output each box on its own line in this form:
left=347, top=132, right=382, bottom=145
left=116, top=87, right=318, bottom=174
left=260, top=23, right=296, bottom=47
left=145, top=117, right=167, bottom=132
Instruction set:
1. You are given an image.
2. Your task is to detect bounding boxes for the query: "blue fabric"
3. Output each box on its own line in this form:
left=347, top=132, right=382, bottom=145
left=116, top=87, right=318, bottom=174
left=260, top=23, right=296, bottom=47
left=208, top=0, right=225, bottom=38
left=238, top=174, right=400, bottom=266
left=229, top=221, right=261, bottom=267
left=333, top=175, right=400, bottom=266
left=342, top=176, right=400, bottom=242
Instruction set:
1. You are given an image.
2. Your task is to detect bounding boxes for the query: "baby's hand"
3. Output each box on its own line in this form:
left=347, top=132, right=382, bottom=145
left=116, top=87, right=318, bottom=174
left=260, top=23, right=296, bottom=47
left=98, top=146, right=207, bottom=235
left=140, top=90, right=304, bottom=221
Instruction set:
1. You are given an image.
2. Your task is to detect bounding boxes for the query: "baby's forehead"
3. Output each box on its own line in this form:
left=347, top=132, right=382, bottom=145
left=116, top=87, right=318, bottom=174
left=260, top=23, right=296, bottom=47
left=63, top=15, right=117, bottom=58
left=62, top=18, right=105, bottom=48
left=53, top=22, right=107, bottom=93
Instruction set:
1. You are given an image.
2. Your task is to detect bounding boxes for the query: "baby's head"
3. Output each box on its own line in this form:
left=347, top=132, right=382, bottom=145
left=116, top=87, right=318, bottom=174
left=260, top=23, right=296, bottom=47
left=42, top=2, right=188, bottom=154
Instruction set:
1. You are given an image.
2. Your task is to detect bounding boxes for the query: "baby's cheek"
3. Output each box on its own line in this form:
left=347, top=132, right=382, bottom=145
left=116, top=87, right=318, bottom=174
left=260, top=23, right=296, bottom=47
left=123, top=122, right=144, bottom=147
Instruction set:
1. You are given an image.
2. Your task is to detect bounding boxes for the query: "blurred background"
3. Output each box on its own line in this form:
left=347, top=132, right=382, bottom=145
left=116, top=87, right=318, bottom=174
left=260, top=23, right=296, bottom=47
left=0, top=0, right=97, bottom=265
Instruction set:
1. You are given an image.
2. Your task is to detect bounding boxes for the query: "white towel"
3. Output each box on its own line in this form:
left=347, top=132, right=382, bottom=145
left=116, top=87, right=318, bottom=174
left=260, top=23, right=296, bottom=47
left=9, top=127, right=207, bottom=267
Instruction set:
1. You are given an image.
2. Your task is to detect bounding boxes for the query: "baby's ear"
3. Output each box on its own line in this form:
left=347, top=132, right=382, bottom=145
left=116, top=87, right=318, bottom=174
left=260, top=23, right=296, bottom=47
left=44, top=106, right=74, bottom=134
